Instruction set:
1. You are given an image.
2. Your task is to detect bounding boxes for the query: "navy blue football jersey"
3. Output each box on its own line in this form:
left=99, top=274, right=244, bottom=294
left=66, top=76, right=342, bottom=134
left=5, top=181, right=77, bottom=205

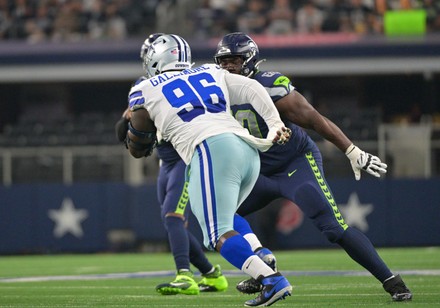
left=156, top=141, right=181, bottom=164
left=230, top=70, right=316, bottom=175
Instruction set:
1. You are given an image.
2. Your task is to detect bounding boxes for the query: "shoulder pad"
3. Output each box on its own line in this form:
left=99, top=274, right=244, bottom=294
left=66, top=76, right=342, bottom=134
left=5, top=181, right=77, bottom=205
left=255, top=71, right=284, bottom=84
left=255, top=71, right=292, bottom=89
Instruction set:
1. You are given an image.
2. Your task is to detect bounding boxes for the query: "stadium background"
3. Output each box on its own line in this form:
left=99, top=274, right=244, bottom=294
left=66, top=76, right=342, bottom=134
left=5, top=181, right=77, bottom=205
left=0, top=0, right=439, bottom=254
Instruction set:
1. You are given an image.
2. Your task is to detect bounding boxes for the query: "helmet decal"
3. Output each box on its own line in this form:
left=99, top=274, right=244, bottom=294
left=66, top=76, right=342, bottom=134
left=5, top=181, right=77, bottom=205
left=169, top=34, right=190, bottom=63
left=140, top=33, right=165, bottom=60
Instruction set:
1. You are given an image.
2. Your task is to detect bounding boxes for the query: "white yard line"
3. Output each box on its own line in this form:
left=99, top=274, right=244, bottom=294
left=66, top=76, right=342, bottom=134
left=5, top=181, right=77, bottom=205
left=1, top=269, right=440, bottom=283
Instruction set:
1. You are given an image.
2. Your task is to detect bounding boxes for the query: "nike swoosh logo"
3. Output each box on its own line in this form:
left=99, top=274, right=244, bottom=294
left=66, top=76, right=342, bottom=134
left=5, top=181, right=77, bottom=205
left=288, top=170, right=297, bottom=177
left=246, top=259, right=254, bottom=270
left=171, top=282, right=190, bottom=287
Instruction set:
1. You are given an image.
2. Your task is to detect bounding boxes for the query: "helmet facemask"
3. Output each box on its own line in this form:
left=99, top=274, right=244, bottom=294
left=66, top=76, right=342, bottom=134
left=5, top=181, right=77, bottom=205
left=139, top=33, right=164, bottom=78
left=143, top=46, right=159, bottom=78
left=241, top=47, right=258, bottom=77
left=216, top=56, right=244, bottom=75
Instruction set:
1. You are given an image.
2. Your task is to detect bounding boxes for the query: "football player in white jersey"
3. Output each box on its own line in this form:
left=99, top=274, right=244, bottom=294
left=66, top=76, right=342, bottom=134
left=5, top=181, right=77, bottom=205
left=116, top=33, right=229, bottom=296
left=126, top=34, right=292, bottom=307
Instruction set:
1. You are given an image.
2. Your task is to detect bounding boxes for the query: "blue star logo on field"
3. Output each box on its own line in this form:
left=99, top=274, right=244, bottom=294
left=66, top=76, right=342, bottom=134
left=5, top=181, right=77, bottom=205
left=339, top=193, right=373, bottom=232
left=48, top=198, right=89, bottom=238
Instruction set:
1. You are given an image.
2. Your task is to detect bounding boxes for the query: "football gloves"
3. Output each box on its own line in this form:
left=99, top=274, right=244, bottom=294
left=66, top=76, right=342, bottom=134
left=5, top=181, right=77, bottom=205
left=274, top=127, right=292, bottom=145
left=345, top=144, right=387, bottom=181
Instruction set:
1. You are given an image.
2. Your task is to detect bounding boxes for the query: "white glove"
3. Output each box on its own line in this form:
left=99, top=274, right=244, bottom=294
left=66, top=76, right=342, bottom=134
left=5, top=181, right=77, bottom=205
left=345, top=144, right=387, bottom=181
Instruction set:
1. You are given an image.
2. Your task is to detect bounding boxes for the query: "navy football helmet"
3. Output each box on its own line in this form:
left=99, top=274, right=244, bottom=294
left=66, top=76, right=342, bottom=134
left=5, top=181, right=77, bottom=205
left=214, top=32, right=263, bottom=77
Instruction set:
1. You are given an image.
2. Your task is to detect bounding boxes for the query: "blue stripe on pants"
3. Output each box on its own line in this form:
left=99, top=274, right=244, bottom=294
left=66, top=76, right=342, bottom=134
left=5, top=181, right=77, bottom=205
left=196, top=140, right=218, bottom=250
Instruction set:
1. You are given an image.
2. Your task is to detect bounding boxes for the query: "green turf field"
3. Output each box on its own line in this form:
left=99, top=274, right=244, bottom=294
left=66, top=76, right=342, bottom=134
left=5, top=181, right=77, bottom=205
left=1, top=247, right=439, bottom=307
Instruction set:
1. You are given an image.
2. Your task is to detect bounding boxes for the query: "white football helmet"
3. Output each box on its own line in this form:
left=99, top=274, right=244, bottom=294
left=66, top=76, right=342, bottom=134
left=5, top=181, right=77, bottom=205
left=143, top=34, right=193, bottom=77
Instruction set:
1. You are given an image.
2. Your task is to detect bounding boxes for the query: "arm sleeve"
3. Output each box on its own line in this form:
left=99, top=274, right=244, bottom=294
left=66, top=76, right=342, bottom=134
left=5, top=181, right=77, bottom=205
left=115, top=117, right=129, bottom=142
left=225, top=73, right=286, bottom=141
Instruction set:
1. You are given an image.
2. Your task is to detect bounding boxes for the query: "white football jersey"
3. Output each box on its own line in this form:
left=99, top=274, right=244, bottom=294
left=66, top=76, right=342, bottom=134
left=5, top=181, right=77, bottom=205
left=129, top=64, right=285, bottom=164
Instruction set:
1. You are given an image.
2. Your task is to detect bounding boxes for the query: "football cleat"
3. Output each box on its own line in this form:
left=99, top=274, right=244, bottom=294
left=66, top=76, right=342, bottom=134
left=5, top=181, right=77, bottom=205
left=198, top=264, right=229, bottom=292
left=244, top=272, right=292, bottom=307
left=236, top=277, right=262, bottom=294
left=156, top=270, right=200, bottom=295
left=383, top=274, right=413, bottom=301
left=237, top=248, right=277, bottom=294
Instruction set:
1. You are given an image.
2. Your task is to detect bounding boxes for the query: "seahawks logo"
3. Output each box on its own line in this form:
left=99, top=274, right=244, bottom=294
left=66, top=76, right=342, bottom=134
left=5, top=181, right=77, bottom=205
left=217, top=47, right=231, bottom=55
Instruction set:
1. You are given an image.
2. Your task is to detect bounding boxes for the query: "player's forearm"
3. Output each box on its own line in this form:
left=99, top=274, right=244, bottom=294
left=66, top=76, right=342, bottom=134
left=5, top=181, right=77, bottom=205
left=126, top=109, right=157, bottom=158
left=312, top=116, right=352, bottom=153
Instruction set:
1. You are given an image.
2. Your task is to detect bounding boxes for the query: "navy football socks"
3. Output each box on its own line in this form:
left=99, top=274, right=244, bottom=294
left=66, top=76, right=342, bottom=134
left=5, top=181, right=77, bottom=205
left=338, top=227, right=393, bottom=282
left=164, top=216, right=191, bottom=271
left=188, top=231, right=213, bottom=274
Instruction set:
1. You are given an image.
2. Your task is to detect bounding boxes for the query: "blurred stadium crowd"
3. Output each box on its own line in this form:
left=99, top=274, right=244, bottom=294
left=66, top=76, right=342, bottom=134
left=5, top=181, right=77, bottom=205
left=0, top=0, right=439, bottom=43
left=0, top=0, right=439, bottom=183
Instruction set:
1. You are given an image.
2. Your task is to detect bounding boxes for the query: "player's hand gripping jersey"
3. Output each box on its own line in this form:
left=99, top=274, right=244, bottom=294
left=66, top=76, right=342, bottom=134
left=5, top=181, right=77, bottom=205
left=230, top=70, right=317, bottom=175
left=128, top=64, right=286, bottom=164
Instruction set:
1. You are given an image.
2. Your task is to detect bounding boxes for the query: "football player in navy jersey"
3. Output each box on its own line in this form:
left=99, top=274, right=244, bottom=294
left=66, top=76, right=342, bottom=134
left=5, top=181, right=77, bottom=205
left=214, top=32, right=412, bottom=302
left=115, top=33, right=229, bottom=296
